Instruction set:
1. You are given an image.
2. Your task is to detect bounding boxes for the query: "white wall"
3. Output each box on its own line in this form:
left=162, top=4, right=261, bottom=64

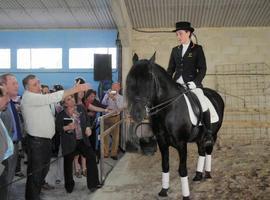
left=126, top=27, right=270, bottom=143
left=130, top=27, right=270, bottom=88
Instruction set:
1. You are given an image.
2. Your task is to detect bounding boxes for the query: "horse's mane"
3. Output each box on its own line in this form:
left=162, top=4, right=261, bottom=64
left=149, top=61, right=177, bottom=85
left=126, top=59, right=151, bottom=104
left=128, top=59, right=177, bottom=86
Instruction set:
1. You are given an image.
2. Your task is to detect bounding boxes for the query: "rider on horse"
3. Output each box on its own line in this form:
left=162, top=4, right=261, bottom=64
left=167, top=21, right=214, bottom=148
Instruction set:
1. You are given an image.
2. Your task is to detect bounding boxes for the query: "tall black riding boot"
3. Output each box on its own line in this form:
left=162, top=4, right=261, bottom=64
left=203, top=110, right=214, bottom=148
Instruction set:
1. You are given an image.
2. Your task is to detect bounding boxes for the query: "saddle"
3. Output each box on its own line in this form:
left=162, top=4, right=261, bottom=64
left=184, top=91, right=202, bottom=126
left=184, top=90, right=219, bottom=126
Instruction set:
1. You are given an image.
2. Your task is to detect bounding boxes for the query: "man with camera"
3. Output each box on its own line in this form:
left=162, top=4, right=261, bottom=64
left=101, top=82, right=124, bottom=160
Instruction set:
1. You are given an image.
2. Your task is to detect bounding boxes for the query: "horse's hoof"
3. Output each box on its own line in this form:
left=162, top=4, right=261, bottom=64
left=193, top=171, right=203, bottom=181
left=158, top=188, right=169, bottom=197
left=204, top=171, right=212, bottom=179
left=183, top=196, right=190, bottom=200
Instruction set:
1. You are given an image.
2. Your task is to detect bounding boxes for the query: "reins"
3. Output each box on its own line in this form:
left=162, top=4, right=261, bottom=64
left=145, top=89, right=190, bottom=116
left=145, top=61, right=190, bottom=116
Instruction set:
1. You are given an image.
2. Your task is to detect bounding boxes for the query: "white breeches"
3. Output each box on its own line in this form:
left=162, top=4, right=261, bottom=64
left=190, top=88, right=208, bottom=112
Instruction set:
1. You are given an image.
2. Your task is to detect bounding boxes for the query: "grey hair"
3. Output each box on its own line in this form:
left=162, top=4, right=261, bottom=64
left=22, top=74, right=36, bottom=89
left=0, top=73, right=15, bottom=85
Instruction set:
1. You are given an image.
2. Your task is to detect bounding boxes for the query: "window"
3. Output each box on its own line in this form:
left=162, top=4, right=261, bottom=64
left=0, top=49, right=11, bottom=69
left=17, top=48, right=62, bottom=69
left=69, top=48, right=116, bottom=69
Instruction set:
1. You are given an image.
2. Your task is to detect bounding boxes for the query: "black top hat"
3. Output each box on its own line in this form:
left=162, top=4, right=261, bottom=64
left=173, top=21, right=194, bottom=32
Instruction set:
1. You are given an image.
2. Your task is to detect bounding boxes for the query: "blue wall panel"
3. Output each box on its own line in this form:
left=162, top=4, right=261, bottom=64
left=0, top=29, right=118, bottom=95
left=12, top=70, right=118, bottom=96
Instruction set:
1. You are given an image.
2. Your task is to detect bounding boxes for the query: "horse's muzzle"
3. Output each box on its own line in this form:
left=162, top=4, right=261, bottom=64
left=130, top=106, right=146, bottom=122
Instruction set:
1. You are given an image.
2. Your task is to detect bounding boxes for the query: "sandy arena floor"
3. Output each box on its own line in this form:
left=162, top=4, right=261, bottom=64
left=93, top=141, right=270, bottom=200
left=9, top=141, right=270, bottom=200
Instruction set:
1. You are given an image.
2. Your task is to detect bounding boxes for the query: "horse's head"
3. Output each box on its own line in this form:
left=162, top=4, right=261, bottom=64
left=126, top=53, right=156, bottom=122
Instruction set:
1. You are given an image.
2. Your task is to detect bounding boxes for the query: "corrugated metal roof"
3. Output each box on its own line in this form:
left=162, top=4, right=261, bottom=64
left=0, top=0, right=269, bottom=29
left=0, top=0, right=116, bottom=29
left=125, top=0, right=270, bottom=29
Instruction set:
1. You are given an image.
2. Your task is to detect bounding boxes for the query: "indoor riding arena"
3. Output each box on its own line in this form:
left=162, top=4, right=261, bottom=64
left=95, top=1, right=270, bottom=199
left=1, top=0, right=269, bottom=200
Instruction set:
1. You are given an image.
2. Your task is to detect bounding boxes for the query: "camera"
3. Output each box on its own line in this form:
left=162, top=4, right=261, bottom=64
left=63, top=118, right=73, bottom=126
left=110, top=90, right=117, bottom=95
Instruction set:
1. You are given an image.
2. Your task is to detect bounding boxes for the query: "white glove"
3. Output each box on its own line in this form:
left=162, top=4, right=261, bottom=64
left=187, top=81, right=196, bottom=89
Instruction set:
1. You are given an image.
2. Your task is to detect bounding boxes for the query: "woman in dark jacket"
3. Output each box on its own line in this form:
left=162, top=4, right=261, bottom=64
left=167, top=21, right=215, bottom=196
left=56, top=95, right=101, bottom=193
left=167, top=21, right=213, bottom=148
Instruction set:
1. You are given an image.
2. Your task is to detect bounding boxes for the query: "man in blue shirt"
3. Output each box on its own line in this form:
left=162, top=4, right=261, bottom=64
left=0, top=84, right=13, bottom=175
left=0, top=73, right=22, bottom=200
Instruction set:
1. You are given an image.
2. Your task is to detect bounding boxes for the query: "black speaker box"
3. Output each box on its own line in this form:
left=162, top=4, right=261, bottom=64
left=94, top=54, right=112, bottom=81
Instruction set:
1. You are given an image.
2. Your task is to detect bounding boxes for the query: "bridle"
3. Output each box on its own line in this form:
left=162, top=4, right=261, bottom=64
left=134, top=62, right=189, bottom=117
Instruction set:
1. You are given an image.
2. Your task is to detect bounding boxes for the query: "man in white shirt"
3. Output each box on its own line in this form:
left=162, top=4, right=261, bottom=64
left=21, top=74, right=90, bottom=200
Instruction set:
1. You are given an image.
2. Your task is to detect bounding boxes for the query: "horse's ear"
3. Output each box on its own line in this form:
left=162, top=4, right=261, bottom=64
left=132, top=53, right=139, bottom=64
left=149, top=52, right=156, bottom=63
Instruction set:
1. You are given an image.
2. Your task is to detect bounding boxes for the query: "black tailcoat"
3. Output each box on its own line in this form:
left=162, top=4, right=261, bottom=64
left=167, top=42, right=206, bottom=87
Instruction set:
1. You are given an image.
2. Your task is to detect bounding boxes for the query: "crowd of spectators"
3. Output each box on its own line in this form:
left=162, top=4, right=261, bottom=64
left=0, top=73, right=124, bottom=200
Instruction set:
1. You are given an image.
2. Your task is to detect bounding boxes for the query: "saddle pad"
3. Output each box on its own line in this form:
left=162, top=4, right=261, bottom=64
left=183, top=94, right=219, bottom=126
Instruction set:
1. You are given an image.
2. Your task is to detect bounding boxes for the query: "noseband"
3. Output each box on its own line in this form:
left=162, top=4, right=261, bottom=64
left=134, top=96, right=152, bottom=114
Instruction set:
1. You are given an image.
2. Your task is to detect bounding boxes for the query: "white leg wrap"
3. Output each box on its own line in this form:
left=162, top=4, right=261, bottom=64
left=162, top=172, right=169, bottom=189
left=196, top=156, right=205, bottom=172
left=205, top=154, right=212, bottom=172
left=180, top=176, right=190, bottom=197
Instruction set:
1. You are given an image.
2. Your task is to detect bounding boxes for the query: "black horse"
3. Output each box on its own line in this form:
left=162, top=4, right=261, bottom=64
left=125, top=54, right=224, bottom=200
